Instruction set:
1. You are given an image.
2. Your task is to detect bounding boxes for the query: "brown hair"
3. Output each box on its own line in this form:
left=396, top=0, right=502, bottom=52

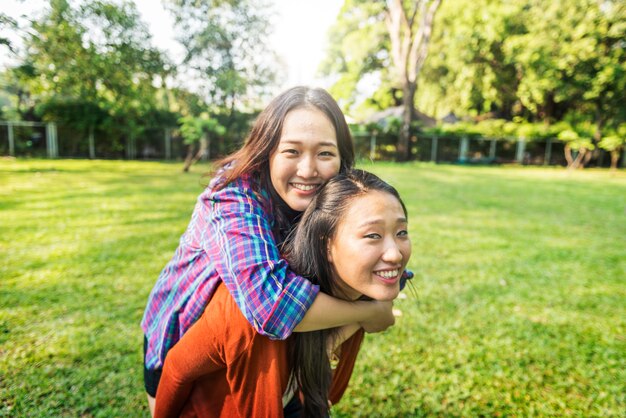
left=212, top=86, right=355, bottom=191
left=284, top=169, right=407, bottom=417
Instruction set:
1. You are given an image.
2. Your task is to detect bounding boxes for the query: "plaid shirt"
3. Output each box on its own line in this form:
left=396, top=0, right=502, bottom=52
left=141, top=174, right=319, bottom=370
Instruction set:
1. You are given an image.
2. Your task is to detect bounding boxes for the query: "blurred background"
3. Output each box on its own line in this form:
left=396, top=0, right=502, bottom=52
left=1, top=0, right=624, bottom=168
left=1, top=2, right=625, bottom=417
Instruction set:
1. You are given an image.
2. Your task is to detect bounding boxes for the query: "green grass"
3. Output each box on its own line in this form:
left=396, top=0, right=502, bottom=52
left=1, top=159, right=624, bottom=417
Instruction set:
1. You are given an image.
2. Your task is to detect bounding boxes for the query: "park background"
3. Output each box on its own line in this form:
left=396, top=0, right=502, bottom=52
left=1, top=0, right=625, bottom=416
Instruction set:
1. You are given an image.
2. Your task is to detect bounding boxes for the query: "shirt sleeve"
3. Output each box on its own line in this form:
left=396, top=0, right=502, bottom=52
left=201, top=178, right=320, bottom=340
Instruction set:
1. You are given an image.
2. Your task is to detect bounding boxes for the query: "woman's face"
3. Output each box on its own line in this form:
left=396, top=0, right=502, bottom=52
left=328, top=190, right=411, bottom=301
left=269, top=107, right=341, bottom=212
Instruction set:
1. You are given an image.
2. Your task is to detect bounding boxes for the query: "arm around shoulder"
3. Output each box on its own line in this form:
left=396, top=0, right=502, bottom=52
left=294, top=292, right=395, bottom=333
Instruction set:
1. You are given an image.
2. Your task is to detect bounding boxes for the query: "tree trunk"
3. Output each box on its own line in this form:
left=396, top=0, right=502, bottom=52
left=182, top=135, right=209, bottom=172
left=564, top=144, right=574, bottom=166
left=397, top=81, right=416, bottom=161
left=182, top=143, right=197, bottom=172
left=610, top=150, right=619, bottom=171
left=567, top=147, right=588, bottom=170
left=385, top=0, right=442, bottom=162
left=581, top=149, right=592, bottom=168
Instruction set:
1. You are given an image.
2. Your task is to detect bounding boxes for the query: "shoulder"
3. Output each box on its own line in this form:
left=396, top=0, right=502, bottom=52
left=208, top=173, right=273, bottom=214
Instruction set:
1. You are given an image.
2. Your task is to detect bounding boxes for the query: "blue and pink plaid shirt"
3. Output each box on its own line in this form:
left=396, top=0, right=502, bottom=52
left=141, top=174, right=319, bottom=370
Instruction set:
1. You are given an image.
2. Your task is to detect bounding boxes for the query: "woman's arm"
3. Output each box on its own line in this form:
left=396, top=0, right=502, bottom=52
left=294, top=293, right=395, bottom=333
left=200, top=178, right=318, bottom=338
left=205, top=177, right=397, bottom=339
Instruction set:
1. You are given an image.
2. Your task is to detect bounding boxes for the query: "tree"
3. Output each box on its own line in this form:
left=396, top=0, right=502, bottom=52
left=599, top=123, right=626, bottom=170
left=416, top=0, right=524, bottom=119
left=165, top=0, right=277, bottom=112
left=385, top=0, right=442, bottom=161
left=557, top=124, right=595, bottom=169
left=0, top=12, right=18, bottom=53
left=10, top=0, right=174, bottom=155
left=321, top=0, right=443, bottom=161
left=179, top=113, right=226, bottom=172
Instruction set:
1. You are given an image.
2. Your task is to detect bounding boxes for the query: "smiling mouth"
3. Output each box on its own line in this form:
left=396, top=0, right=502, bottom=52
left=290, top=183, right=319, bottom=192
left=374, top=269, right=400, bottom=282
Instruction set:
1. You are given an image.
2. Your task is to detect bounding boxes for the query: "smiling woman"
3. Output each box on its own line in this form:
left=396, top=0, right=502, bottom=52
left=153, top=169, right=412, bottom=417
left=141, top=86, right=402, bottom=417
left=269, top=107, right=341, bottom=211
left=328, top=189, right=411, bottom=301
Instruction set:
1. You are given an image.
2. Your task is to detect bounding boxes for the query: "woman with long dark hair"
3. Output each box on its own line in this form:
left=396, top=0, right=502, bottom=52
left=142, top=87, right=398, bottom=414
left=154, top=169, right=412, bottom=417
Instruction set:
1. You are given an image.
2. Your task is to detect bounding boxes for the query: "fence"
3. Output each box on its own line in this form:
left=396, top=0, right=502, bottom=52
left=2, top=121, right=624, bottom=168
left=353, top=133, right=625, bottom=168
left=0, top=121, right=185, bottom=160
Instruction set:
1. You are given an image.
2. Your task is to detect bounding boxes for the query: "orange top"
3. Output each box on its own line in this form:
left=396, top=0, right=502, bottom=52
left=155, top=284, right=364, bottom=418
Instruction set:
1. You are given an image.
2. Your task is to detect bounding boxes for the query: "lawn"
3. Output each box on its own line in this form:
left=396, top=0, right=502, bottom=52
left=1, top=159, right=624, bottom=417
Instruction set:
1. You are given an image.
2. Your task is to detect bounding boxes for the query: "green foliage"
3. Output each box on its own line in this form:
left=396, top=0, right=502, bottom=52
left=599, top=135, right=624, bottom=152
left=178, top=113, right=226, bottom=146
left=326, top=0, right=625, bottom=149
left=419, top=0, right=626, bottom=131
left=35, top=98, right=108, bottom=130
left=418, top=0, right=522, bottom=119
left=1, top=160, right=624, bottom=416
left=0, top=12, right=18, bottom=53
left=319, top=0, right=389, bottom=112
left=599, top=123, right=626, bottom=153
left=11, top=0, right=173, bottom=139
left=166, top=0, right=277, bottom=109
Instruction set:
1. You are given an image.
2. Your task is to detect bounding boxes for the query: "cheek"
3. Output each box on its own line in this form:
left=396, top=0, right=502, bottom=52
left=401, top=242, right=412, bottom=264
left=269, top=156, right=290, bottom=185
left=320, top=160, right=341, bottom=179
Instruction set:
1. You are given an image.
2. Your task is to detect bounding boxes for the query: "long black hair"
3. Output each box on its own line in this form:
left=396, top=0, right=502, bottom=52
left=212, top=86, right=355, bottom=242
left=283, top=169, right=407, bottom=417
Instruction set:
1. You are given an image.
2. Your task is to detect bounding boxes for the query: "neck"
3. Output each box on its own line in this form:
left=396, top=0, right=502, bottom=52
left=332, top=276, right=362, bottom=301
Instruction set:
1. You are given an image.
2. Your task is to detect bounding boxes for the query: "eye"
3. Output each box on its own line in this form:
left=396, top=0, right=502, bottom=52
left=282, top=148, right=299, bottom=155
left=397, top=230, right=409, bottom=237
left=364, top=233, right=382, bottom=239
left=319, top=151, right=336, bottom=157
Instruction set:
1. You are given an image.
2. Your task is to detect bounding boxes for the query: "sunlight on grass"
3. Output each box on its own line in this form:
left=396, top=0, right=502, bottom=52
left=1, top=159, right=624, bottom=416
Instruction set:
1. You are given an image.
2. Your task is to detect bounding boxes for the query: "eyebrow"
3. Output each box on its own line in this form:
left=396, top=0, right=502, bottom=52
left=357, top=217, right=408, bottom=228
left=280, top=139, right=338, bottom=148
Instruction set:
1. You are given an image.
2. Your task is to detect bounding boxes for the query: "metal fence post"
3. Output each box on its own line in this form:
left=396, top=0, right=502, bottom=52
left=431, top=135, right=438, bottom=162
left=46, top=122, right=58, bottom=158
left=88, top=125, right=95, bottom=159
left=127, top=132, right=136, bottom=159
left=516, top=137, right=526, bottom=163
left=51, top=122, right=58, bottom=157
left=459, top=136, right=469, bottom=163
left=369, top=132, right=377, bottom=160
left=164, top=128, right=172, bottom=160
left=544, top=138, right=552, bottom=165
left=7, top=122, right=15, bottom=156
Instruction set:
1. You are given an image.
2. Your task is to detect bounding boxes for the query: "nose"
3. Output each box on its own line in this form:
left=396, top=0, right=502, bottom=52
left=297, top=155, right=318, bottom=178
left=382, top=240, right=403, bottom=264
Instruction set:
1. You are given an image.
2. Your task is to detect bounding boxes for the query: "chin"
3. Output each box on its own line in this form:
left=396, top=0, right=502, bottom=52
left=286, top=199, right=309, bottom=212
left=369, top=288, right=400, bottom=301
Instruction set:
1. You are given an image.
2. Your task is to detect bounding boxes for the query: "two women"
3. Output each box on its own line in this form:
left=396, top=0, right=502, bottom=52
left=142, top=87, right=400, bottom=414
left=154, top=170, right=412, bottom=417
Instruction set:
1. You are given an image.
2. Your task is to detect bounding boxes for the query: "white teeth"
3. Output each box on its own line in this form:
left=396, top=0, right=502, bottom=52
left=292, top=183, right=317, bottom=191
left=376, top=270, right=399, bottom=278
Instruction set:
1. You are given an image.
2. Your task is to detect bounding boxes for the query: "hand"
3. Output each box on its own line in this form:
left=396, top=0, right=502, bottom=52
left=359, top=300, right=395, bottom=333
